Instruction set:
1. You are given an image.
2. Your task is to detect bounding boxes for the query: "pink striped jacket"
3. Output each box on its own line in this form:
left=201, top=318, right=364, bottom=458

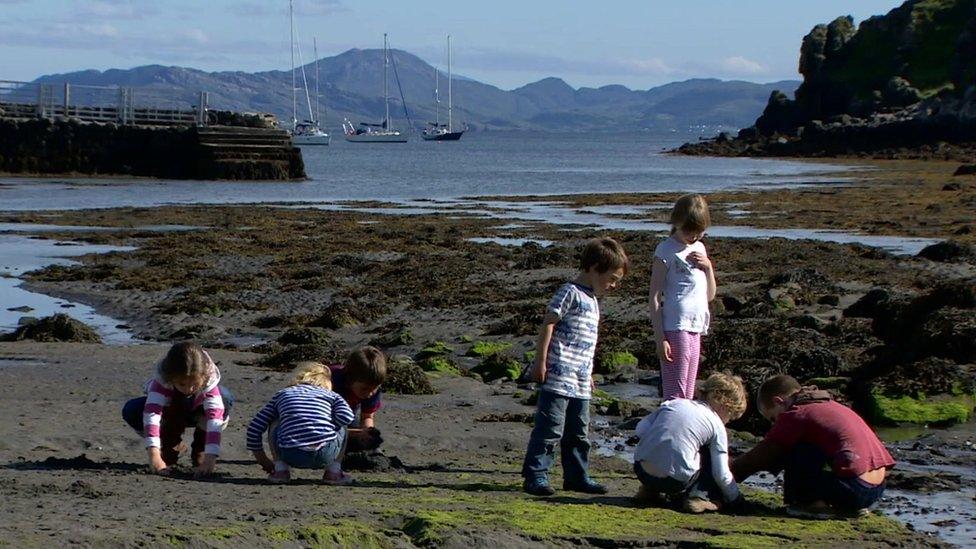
left=142, top=355, right=225, bottom=456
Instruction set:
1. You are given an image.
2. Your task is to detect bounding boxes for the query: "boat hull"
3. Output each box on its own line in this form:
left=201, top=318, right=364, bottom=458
left=421, top=130, right=464, bottom=141
left=293, top=134, right=330, bottom=146
left=344, top=133, right=408, bottom=143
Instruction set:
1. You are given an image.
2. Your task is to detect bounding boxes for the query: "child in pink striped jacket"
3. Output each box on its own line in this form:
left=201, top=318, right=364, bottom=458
left=122, top=342, right=234, bottom=477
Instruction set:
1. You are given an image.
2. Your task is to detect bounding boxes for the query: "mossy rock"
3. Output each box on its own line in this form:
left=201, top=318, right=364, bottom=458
left=1, top=314, right=102, bottom=343
left=276, top=327, right=331, bottom=346
left=309, top=300, right=362, bottom=330
left=596, top=351, right=639, bottom=375
left=385, top=356, right=436, bottom=395
left=523, top=350, right=536, bottom=364
left=257, top=343, right=341, bottom=371
left=418, top=356, right=461, bottom=376
left=869, top=391, right=974, bottom=425
left=415, top=341, right=454, bottom=361
left=370, top=327, right=414, bottom=348
left=465, top=341, right=513, bottom=358
left=471, top=353, right=522, bottom=382
left=591, top=388, right=617, bottom=408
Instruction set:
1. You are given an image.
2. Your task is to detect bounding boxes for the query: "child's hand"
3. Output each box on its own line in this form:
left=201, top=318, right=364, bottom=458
left=528, top=363, right=547, bottom=383
left=687, top=251, right=712, bottom=272
left=254, top=451, right=275, bottom=474
left=656, top=339, right=673, bottom=363
left=194, top=454, right=217, bottom=478
left=148, top=449, right=170, bottom=476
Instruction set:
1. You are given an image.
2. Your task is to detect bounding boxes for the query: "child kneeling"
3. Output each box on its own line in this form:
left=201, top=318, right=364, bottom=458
left=633, top=373, right=746, bottom=513
left=246, top=362, right=355, bottom=484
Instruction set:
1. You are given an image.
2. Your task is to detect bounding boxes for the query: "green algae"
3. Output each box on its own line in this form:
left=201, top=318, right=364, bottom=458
left=466, top=340, right=513, bottom=358
left=415, top=341, right=454, bottom=360
left=596, top=351, right=639, bottom=374
left=418, top=355, right=461, bottom=375
left=471, top=353, right=522, bottom=382
left=266, top=520, right=394, bottom=548
left=869, top=390, right=973, bottom=425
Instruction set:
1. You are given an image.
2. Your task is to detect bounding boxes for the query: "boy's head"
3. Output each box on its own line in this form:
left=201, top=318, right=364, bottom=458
left=345, top=346, right=387, bottom=400
left=669, top=194, right=711, bottom=243
left=757, top=374, right=802, bottom=422
left=579, top=237, right=629, bottom=296
left=159, top=341, right=211, bottom=394
left=700, top=372, right=747, bottom=424
left=290, top=361, right=332, bottom=390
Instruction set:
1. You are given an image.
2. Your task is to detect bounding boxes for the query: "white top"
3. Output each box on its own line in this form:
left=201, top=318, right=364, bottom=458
left=540, top=282, right=600, bottom=400
left=653, top=236, right=710, bottom=334
left=634, top=398, right=739, bottom=502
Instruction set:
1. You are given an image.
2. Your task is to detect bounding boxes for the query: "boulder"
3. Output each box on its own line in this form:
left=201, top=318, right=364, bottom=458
left=917, top=240, right=975, bottom=262
left=1, top=314, right=101, bottom=343
left=384, top=356, right=436, bottom=395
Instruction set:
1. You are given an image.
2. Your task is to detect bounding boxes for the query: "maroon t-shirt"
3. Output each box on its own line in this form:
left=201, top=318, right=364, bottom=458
left=765, top=400, right=895, bottom=477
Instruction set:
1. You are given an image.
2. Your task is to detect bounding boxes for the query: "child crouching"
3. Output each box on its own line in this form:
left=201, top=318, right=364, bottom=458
left=246, top=362, right=355, bottom=485
left=633, top=373, right=747, bottom=513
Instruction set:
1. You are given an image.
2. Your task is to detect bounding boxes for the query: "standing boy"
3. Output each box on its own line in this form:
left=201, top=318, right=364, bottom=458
left=732, top=374, right=895, bottom=518
left=522, top=237, right=629, bottom=496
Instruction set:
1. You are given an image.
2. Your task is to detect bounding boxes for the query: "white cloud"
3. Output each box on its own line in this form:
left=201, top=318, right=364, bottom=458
left=719, top=56, right=769, bottom=76
left=618, top=57, right=677, bottom=77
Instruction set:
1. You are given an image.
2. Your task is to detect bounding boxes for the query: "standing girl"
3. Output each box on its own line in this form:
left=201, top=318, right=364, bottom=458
left=650, top=194, right=716, bottom=400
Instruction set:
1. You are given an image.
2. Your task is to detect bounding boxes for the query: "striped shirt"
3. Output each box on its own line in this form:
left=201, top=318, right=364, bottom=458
left=541, top=282, right=600, bottom=400
left=246, top=384, right=355, bottom=451
left=143, top=358, right=225, bottom=456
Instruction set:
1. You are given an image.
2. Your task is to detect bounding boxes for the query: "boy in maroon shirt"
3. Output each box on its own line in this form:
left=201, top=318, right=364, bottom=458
left=732, top=375, right=895, bottom=518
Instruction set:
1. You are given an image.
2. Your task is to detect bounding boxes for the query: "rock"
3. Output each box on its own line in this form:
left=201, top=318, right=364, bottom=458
left=276, top=327, right=331, bottom=346
left=168, top=324, right=228, bottom=341
left=341, top=451, right=406, bottom=472
left=595, top=351, right=639, bottom=375
left=417, top=356, right=461, bottom=376
left=942, top=182, right=962, bottom=191
left=309, top=300, right=363, bottom=330
left=1, top=314, right=101, bottom=343
left=6, top=306, right=33, bottom=312
left=917, top=241, right=975, bottom=262
left=844, top=289, right=893, bottom=318
left=476, top=412, right=533, bottom=423
left=471, top=353, right=523, bottom=383
left=791, top=314, right=828, bottom=331
left=257, top=343, right=341, bottom=371
left=818, top=294, right=841, bottom=306
left=369, top=327, right=414, bottom=348
left=606, top=399, right=645, bottom=418
left=415, top=341, right=454, bottom=361
left=953, top=164, right=976, bottom=176
left=384, top=356, right=436, bottom=395
left=465, top=341, right=513, bottom=358
left=883, top=77, right=922, bottom=108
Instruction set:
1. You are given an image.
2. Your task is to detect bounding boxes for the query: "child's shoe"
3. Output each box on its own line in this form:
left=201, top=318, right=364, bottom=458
left=323, top=470, right=354, bottom=486
left=633, top=485, right=665, bottom=506
left=785, top=501, right=834, bottom=520
left=563, top=478, right=608, bottom=495
left=523, top=478, right=556, bottom=497
left=267, top=470, right=291, bottom=484
left=682, top=496, right=719, bottom=514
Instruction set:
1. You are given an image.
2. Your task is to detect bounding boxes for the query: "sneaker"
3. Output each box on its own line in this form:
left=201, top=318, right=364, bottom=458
left=563, top=479, right=608, bottom=495
left=322, top=470, right=354, bottom=486
left=785, top=501, right=835, bottom=520
left=633, top=486, right=665, bottom=506
left=682, top=496, right=719, bottom=514
left=523, top=478, right=556, bottom=497
left=267, top=470, right=291, bottom=484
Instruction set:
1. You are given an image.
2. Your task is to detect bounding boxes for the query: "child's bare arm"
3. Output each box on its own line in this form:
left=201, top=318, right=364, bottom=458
left=360, top=413, right=375, bottom=429
left=649, top=259, right=671, bottom=362
left=529, top=312, right=559, bottom=383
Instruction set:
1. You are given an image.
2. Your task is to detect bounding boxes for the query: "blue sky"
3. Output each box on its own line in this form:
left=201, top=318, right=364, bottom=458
left=1, top=0, right=905, bottom=90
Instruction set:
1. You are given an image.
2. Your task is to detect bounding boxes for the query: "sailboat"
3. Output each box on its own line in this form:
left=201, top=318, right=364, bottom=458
left=422, top=35, right=464, bottom=141
left=289, top=0, right=329, bottom=146
left=343, top=34, right=408, bottom=143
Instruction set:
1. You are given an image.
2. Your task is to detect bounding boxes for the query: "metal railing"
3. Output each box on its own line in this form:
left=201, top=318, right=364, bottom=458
left=0, top=80, right=208, bottom=126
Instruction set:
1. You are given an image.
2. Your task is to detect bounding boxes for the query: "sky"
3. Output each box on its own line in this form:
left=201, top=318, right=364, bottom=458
left=0, top=0, right=906, bottom=90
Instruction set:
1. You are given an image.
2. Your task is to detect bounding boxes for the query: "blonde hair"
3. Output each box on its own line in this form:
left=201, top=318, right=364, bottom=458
left=159, top=341, right=212, bottom=386
left=700, top=372, right=747, bottom=421
left=290, top=361, right=333, bottom=389
left=669, top=194, right=711, bottom=234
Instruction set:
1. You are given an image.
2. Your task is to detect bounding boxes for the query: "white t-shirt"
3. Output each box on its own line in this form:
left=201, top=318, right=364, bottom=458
left=634, top=398, right=739, bottom=502
left=653, top=236, right=710, bottom=334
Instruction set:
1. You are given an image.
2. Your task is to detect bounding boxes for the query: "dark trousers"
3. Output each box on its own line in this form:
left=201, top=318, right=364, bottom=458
left=122, top=387, right=234, bottom=464
left=784, top=443, right=886, bottom=511
left=634, top=446, right=726, bottom=502
left=521, top=390, right=591, bottom=485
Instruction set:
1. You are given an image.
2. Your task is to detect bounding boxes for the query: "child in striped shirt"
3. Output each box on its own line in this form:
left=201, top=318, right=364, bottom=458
left=522, top=237, right=629, bottom=497
left=247, top=362, right=355, bottom=485
left=122, top=341, right=233, bottom=477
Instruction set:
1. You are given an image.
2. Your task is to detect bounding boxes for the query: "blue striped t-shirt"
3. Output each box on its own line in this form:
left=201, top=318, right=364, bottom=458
left=246, top=384, right=355, bottom=451
left=541, top=282, right=600, bottom=399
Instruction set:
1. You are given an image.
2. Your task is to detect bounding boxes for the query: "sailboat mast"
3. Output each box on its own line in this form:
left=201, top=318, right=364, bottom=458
left=289, top=0, right=296, bottom=130
left=434, top=66, right=439, bottom=127
left=314, top=37, right=320, bottom=126
left=448, top=34, right=452, bottom=133
left=383, top=33, right=390, bottom=131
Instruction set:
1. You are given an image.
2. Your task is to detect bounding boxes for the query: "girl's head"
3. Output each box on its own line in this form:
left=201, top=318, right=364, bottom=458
left=699, top=372, right=747, bottom=424
left=345, top=346, right=387, bottom=400
left=669, top=194, right=711, bottom=243
left=290, top=361, right=333, bottom=390
left=159, top=341, right=213, bottom=394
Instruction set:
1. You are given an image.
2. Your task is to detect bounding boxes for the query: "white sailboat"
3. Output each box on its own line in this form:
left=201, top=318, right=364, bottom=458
left=344, top=33, right=408, bottom=143
left=422, top=35, right=464, bottom=141
left=289, top=0, right=329, bottom=146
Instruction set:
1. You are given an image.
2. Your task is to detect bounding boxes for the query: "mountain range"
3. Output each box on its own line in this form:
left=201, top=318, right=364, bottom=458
left=33, top=48, right=799, bottom=133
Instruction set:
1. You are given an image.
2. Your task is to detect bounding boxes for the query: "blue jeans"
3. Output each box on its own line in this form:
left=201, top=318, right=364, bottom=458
left=633, top=446, right=725, bottom=502
left=122, top=386, right=234, bottom=460
left=521, top=390, right=591, bottom=485
left=784, top=443, right=886, bottom=510
left=276, top=429, right=346, bottom=469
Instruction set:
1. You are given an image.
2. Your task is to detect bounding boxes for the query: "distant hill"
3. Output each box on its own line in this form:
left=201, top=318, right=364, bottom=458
left=33, top=50, right=798, bottom=133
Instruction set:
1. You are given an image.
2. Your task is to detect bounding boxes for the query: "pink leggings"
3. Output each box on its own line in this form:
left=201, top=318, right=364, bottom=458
left=660, top=330, right=701, bottom=400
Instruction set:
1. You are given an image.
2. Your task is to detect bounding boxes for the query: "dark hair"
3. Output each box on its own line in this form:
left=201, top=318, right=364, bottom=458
left=344, top=346, right=387, bottom=386
left=159, top=341, right=211, bottom=383
left=579, top=237, right=629, bottom=274
left=669, top=194, right=711, bottom=233
left=757, top=374, right=801, bottom=409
